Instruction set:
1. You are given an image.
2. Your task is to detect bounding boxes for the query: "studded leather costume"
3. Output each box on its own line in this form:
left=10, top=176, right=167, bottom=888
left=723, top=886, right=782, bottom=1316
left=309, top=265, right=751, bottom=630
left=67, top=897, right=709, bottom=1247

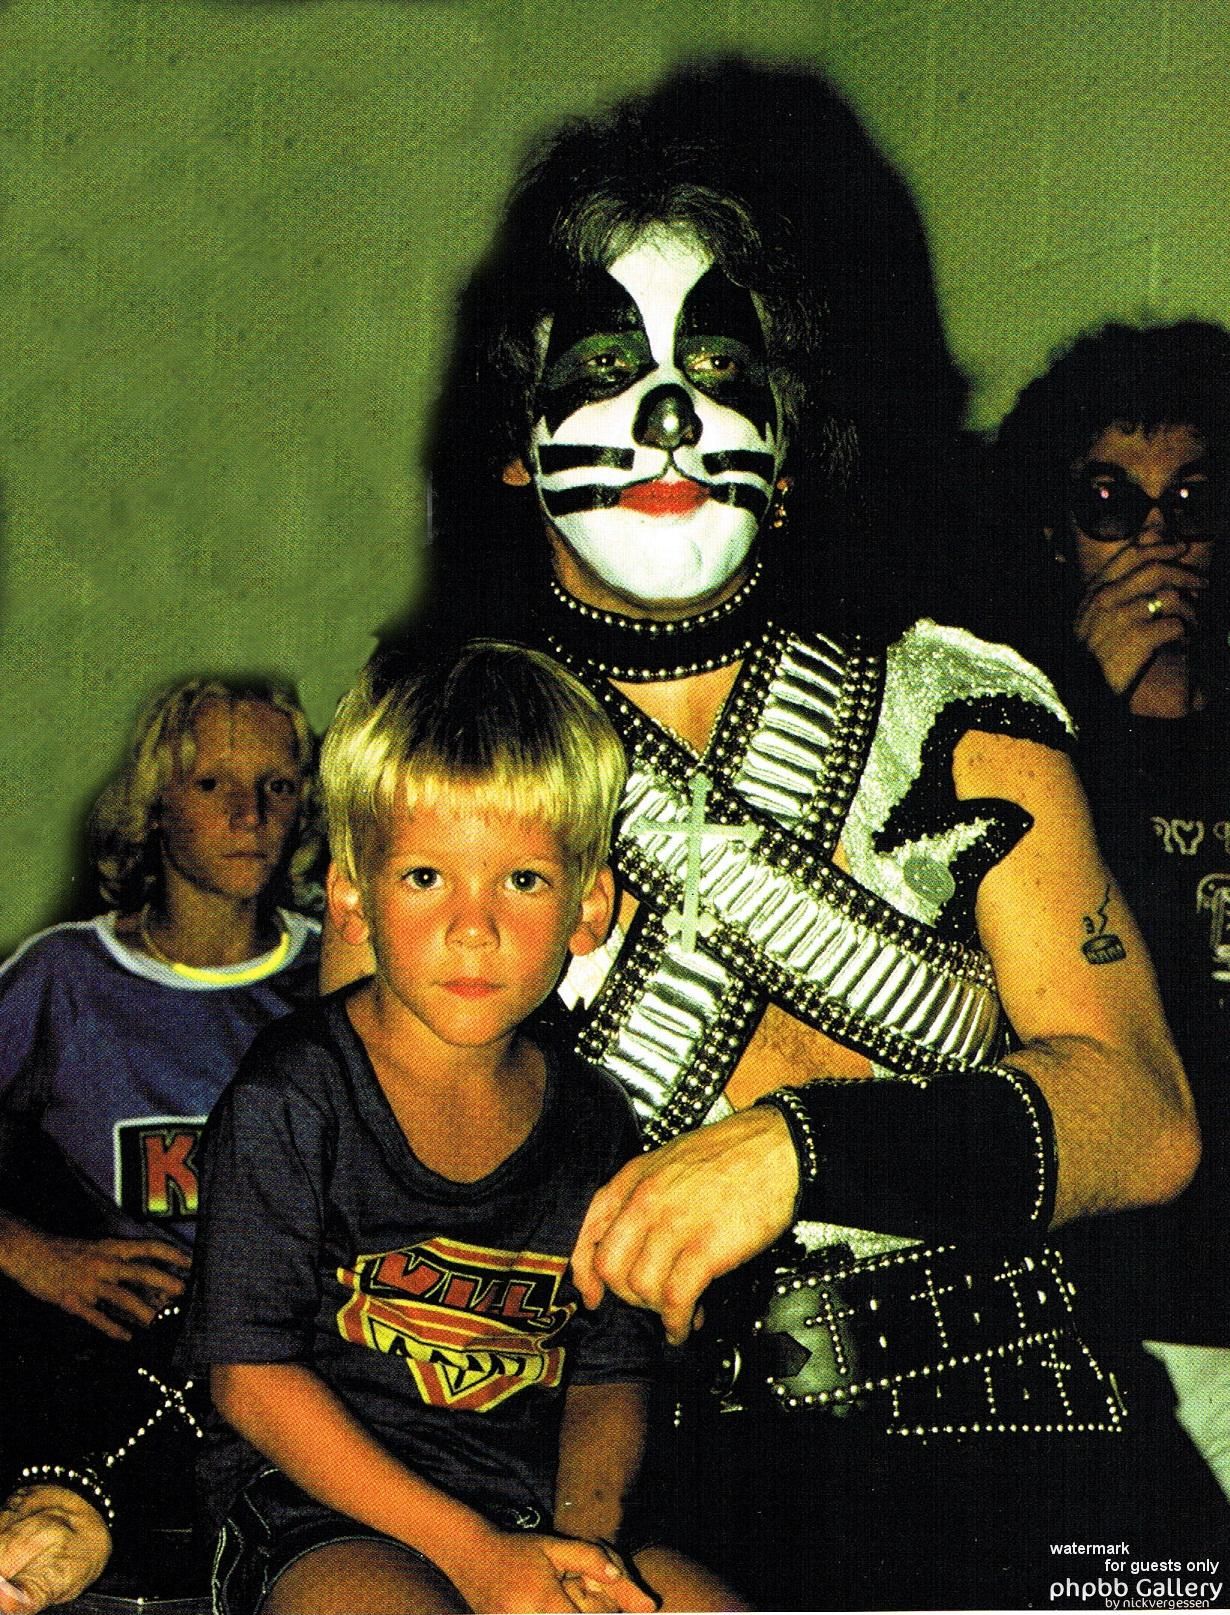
left=547, top=607, right=1126, bottom=1437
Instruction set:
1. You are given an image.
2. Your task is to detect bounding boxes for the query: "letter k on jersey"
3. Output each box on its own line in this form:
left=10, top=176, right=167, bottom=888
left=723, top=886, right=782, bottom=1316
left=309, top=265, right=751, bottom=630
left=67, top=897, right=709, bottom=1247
left=115, top=1116, right=206, bottom=1220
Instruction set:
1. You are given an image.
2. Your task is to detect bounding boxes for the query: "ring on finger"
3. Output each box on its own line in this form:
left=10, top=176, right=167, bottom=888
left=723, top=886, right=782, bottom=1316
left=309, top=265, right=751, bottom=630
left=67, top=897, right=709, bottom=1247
left=1146, top=593, right=1165, bottom=618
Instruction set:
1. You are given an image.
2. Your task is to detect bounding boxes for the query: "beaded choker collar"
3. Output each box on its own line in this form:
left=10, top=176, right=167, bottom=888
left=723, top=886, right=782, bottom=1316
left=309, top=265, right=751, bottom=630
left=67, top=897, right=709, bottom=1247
left=536, top=561, right=765, bottom=682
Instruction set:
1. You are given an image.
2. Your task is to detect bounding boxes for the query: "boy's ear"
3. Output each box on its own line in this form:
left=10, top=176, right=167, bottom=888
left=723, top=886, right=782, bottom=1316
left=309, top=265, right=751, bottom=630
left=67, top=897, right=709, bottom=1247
left=326, top=861, right=371, bottom=947
left=501, top=456, right=532, bottom=487
left=568, top=866, right=616, bottom=957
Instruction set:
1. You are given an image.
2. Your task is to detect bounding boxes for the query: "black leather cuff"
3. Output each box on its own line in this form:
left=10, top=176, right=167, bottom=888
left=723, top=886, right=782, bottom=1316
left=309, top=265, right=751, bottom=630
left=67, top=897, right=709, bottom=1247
left=758, top=1064, right=1057, bottom=1242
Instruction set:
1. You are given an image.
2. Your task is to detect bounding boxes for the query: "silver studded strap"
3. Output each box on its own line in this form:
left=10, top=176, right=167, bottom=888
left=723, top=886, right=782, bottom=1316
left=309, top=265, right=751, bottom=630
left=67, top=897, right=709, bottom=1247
left=566, top=629, right=1004, bottom=1143
left=727, top=1242, right=1126, bottom=1434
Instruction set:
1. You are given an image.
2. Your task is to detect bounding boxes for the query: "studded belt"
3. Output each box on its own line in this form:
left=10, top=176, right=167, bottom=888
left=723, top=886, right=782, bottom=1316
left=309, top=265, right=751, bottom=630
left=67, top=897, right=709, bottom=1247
left=697, top=1237, right=1126, bottom=1436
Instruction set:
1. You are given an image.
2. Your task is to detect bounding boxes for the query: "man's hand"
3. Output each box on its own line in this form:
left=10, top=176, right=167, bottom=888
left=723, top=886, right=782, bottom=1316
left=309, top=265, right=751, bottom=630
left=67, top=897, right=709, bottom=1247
left=1073, top=538, right=1206, bottom=697
left=0, top=1486, right=111, bottom=1613
left=0, top=1216, right=190, bottom=1340
left=571, top=1105, right=799, bottom=1345
left=453, top=1530, right=654, bottom=1614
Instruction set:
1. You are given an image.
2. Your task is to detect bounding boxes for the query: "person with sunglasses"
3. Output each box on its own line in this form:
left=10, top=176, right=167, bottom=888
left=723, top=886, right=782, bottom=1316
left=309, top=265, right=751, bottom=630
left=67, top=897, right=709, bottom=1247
left=994, top=319, right=1230, bottom=1504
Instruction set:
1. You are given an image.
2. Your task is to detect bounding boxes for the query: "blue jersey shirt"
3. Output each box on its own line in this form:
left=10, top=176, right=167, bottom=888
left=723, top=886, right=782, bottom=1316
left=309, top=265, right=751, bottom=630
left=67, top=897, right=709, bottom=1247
left=0, top=912, right=319, bottom=1246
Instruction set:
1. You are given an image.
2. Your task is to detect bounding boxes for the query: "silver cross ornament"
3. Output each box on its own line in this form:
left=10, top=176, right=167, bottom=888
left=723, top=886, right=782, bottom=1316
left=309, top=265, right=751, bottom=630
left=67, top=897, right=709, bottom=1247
left=626, top=772, right=761, bottom=954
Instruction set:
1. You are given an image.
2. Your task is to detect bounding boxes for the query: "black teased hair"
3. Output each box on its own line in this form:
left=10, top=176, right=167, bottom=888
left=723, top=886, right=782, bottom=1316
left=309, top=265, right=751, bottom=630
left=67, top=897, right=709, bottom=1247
left=994, top=319, right=1230, bottom=534
left=401, top=57, right=968, bottom=652
left=986, top=319, right=1230, bottom=707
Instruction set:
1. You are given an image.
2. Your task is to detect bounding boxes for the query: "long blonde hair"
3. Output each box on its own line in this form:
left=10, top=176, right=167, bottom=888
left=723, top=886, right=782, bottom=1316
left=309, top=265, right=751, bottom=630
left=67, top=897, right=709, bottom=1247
left=89, top=676, right=321, bottom=913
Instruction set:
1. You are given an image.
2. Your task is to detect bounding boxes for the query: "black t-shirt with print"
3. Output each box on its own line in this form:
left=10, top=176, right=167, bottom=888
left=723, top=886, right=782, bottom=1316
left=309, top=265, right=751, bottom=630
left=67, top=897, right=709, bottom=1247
left=1061, top=702, right=1230, bottom=1343
left=182, top=990, right=660, bottom=1528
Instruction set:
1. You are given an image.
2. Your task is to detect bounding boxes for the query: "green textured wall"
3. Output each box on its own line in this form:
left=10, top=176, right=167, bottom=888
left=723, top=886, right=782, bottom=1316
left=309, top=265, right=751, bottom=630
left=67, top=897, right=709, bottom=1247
left=3, top=0, right=1229, bottom=951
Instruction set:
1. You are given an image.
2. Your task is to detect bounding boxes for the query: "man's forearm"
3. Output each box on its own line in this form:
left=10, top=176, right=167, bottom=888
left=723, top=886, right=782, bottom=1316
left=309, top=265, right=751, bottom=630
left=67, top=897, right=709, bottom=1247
left=1002, top=1032, right=1198, bottom=1224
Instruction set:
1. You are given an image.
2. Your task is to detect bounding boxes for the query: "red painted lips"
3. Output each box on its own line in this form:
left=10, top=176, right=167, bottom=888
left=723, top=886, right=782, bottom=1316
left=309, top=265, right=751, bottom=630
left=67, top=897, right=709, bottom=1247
left=618, top=478, right=709, bottom=516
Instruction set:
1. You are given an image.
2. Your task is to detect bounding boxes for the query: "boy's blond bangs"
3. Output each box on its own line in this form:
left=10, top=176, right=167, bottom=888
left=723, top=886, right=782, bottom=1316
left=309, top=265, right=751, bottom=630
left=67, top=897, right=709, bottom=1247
left=322, top=642, right=626, bottom=891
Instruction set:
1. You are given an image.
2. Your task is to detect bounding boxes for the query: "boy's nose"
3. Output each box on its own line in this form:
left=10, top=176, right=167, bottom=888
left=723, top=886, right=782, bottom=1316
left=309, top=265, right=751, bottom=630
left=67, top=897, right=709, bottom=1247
left=229, top=786, right=264, bottom=826
left=447, top=898, right=498, bottom=947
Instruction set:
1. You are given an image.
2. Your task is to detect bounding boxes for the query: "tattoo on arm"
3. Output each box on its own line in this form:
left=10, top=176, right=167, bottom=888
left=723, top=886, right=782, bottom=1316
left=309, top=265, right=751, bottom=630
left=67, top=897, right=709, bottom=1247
left=1081, top=883, right=1127, bottom=965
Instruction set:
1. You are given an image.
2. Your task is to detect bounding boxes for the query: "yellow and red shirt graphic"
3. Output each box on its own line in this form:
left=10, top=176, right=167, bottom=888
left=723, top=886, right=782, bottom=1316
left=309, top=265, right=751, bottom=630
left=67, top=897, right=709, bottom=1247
left=336, top=1235, right=575, bottom=1413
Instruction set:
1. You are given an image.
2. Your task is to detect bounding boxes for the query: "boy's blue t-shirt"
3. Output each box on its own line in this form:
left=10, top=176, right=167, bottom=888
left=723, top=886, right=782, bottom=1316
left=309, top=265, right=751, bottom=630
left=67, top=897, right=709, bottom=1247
left=0, top=913, right=320, bottom=1245
left=183, top=990, right=661, bottom=1528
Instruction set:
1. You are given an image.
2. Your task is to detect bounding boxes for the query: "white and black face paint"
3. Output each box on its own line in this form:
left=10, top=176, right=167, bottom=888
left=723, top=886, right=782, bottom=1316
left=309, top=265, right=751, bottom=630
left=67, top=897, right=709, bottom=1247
left=529, top=229, right=786, bottom=609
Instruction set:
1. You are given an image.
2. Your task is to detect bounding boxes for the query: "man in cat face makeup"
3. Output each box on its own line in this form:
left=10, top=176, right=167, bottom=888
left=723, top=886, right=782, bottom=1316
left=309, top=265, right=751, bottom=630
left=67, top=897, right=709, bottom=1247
left=367, top=63, right=1221, bottom=1608
left=509, top=225, right=786, bottom=611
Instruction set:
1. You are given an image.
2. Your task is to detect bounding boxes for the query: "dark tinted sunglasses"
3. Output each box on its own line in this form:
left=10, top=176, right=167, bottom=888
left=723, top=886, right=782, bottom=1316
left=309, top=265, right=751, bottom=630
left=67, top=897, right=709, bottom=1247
left=1068, top=461, right=1227, bottom=543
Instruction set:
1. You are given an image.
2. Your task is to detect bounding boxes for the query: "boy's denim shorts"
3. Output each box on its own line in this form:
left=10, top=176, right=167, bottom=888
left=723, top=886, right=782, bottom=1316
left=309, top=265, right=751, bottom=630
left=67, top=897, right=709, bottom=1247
left=212, top=1468, right=547, bottom=1615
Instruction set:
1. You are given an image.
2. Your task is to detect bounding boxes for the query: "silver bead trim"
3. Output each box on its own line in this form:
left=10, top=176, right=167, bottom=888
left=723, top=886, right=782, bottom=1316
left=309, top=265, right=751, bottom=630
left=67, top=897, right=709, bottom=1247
left=18, top=1463, right=116, bottom=1528
left=998, top=1063, right=1053, bottom=1227
left=100, top=1367, right=204, bottom=1471
left=760, top=1245, right=1125, bottom=1434
left=547, top=559, right=763, bottom=635
left=759, top=1086, right=822, bottom=1184
left=543, top=631, right=762, bottom=684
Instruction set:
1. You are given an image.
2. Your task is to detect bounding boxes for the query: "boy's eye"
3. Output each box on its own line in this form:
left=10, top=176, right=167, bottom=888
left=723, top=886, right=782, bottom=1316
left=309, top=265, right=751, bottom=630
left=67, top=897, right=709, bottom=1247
left=508, top=869, right=548, bottom=893
left=266, top=776, right=300, bottom=798
left=194, top=776, right=219, bottom=793
left=403, top=867, right=441, bottom=890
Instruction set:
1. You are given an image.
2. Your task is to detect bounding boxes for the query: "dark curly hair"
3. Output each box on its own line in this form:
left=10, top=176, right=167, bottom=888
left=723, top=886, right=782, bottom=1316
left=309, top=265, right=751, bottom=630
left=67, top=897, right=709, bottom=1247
left=405, top=57, right=968, bottom=652
left=994, top=320, right=1230, bottom=536
left=989, top=320, right=1230, bottom=705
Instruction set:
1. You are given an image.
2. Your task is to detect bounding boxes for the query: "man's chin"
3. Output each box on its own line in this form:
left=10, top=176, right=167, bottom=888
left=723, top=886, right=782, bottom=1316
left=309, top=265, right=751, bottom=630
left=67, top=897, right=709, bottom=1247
left=567, top=537, right=756, bottom=616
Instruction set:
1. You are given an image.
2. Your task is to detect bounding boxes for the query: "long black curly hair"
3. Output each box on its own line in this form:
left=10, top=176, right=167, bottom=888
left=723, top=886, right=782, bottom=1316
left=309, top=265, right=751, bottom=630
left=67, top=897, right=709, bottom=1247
left=994, top=320, right=1230, bottom=535
left=388, top=57, right=969, bottom=657
left=991, top=319, right=1230, bottom=706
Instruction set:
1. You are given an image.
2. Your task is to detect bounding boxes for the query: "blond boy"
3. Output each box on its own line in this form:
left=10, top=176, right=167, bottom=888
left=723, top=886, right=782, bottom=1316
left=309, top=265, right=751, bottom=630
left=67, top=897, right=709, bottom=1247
left=183, top=643, right=741, bottom=1615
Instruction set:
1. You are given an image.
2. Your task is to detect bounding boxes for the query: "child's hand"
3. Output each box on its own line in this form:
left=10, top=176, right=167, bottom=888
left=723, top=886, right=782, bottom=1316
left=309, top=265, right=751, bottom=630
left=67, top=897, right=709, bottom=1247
left=542, top=1536, right=658, bottom=1614
left=456, top=1530, right=655, bottom=1614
